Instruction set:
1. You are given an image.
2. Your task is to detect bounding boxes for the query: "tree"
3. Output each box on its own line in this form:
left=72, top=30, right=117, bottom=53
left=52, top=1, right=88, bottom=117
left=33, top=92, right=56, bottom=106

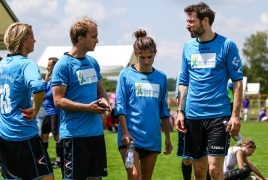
left=242, top=31, right=268, bottom=93
left=167, top=78, right=177, bottom=91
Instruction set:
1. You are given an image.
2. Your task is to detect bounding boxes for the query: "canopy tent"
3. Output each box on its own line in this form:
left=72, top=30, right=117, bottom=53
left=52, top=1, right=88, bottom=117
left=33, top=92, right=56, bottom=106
left=37, top=45, right=137, bottom=77
left=0, top=0, right=19, bottom=50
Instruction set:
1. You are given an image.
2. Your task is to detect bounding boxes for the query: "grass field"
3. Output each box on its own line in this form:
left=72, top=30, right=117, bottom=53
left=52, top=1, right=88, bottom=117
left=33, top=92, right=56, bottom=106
left=48, top=120, right=268, bottom=180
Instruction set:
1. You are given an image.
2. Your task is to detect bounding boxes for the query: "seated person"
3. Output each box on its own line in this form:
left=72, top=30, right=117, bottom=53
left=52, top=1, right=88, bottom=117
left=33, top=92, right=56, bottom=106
left=224, top=138, right=267, bottom=180
left=257, top=107, right=267, bottom=122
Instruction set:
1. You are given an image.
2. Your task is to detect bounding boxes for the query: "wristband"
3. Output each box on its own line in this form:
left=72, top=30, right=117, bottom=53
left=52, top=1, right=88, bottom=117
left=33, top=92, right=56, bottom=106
left=177, top=110, right=185, bottom=116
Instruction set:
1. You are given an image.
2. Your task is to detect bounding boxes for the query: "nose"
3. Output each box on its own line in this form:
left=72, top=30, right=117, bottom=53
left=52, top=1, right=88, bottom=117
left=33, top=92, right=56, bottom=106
left=186, top=22, right=190, bottom=29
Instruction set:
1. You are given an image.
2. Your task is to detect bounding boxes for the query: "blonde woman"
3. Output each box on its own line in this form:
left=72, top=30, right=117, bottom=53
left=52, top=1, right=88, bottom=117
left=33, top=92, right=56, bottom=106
left=0, top=22, right=54, bottom=180
left=224, top=138, right=267, bottom=180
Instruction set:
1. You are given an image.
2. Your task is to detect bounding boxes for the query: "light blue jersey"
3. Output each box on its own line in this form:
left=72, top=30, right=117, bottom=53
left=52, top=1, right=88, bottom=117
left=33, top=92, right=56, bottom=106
left=51, top=53, right=103, bottom=139
left=0, top=54, right=45, bottom=141
left=178, top=34, right=243, bottom=119
left=116, top=66, right=170, bottom=152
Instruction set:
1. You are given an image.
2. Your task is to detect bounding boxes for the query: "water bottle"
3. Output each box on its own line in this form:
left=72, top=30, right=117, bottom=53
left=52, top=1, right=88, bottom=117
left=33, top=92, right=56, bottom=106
left=223, top=121, right=243, bottom=143
left=125, top=141, right=135, bottom=168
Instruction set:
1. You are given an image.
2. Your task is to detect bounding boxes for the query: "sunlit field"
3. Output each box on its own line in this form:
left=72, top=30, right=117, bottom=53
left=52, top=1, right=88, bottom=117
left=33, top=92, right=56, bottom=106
left=48, top=120, right=268, bottom=180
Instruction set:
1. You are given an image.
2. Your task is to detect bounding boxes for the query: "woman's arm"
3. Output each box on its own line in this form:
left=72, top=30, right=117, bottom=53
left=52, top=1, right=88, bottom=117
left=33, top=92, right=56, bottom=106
left=236, top=149, right=245, bottom=168
left=244, top=158, right=266, bottom=180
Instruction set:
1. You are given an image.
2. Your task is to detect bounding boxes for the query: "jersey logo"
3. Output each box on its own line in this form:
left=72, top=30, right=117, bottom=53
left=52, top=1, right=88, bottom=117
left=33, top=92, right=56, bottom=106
left=76, top=68, right=98, bottom=85
left=232, top=57, right=242, bottom=72
left=135, top=83, right=159, bottom=98
left=64, top=160, right=72, bottom=170
left=35, top=156, right=46, bottom=165
left=190, top=53, right=216, bottom=68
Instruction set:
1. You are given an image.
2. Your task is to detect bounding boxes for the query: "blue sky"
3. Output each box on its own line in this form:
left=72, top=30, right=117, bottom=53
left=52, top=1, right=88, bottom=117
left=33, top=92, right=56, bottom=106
left=1, top=0, right=268, bottom=78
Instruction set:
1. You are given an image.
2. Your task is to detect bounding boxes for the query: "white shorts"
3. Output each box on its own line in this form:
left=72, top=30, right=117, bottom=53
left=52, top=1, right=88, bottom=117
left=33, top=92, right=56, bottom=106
left=243, top=108, right=248, bottom=114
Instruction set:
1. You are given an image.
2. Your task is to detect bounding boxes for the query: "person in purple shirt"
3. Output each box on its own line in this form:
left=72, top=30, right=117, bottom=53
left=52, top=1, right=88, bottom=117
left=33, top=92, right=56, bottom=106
left=242, top=95, right=250, bottom=121
left=257, top=107, right=267, bottom=121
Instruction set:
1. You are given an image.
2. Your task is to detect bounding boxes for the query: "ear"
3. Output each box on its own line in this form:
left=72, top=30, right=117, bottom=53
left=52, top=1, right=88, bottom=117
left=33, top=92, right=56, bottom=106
left=154, top=50, right=157, bottom=55
left=134, top=51, right=138, bottom=57
left=21, top=38, right=26, bottom=47
left=203, top=17, right=209, bottom=25
left=78, top=35, right=83, bottom=43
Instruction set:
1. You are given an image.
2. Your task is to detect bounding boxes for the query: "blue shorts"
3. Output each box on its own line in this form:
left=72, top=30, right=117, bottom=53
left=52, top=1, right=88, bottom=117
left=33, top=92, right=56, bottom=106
left=177, top=117, right=230, bottom=160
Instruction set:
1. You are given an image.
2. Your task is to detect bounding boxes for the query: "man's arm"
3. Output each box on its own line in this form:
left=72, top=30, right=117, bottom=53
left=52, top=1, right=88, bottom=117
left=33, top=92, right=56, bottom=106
left=175, top=85, right=188, bottom=133
left=228, top=80, right=243, bottom=136
left=52, top=85, right=107, bottom=114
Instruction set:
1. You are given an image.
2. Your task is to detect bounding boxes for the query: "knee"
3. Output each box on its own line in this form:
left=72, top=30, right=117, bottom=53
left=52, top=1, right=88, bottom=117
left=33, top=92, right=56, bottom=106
left=194, top=165, right=207, bottom=178
left=128, top=172, right=141, bottom=180
left=183, top=159, right=192, bottom=166
left=208, top=166, right=223, bottom=179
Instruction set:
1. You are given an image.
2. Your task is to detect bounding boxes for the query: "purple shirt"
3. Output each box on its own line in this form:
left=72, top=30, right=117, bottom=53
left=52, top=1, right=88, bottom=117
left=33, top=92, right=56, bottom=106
left=258, top=110, right=266, bottom=120
left=242, top=98, right=250, bottom=109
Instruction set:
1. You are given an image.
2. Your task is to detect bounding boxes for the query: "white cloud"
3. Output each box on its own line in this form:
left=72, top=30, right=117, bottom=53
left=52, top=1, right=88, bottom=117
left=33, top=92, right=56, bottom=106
left=9, top=0, right=59, bottom=21
left=260, top=13, right=268, bottom=24
left=111, top=8, right=127, bottom=16
left=65, top=0, right=108, bottom=22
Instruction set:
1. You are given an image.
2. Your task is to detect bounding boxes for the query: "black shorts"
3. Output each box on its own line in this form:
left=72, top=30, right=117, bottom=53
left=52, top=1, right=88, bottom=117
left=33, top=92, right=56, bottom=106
left=61, top=135, right=108, bottom=179
left=0, top=135, right=53, bottom=179
left=41, top=114, right=59, bottom=135
left=177, top=117, right=230, bottom=160
left=110, top=109, right=116, bottom=124
left=119, top=146, right=159, bottom=159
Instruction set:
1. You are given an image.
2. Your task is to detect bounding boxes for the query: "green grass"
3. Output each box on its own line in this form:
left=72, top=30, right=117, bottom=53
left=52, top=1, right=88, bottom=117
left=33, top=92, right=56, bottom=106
left=48, top=121, right=268, bottom=180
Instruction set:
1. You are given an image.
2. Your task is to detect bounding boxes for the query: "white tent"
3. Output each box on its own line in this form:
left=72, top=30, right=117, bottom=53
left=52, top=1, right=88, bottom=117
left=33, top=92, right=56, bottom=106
left=37, top=45, right=137, bottom=77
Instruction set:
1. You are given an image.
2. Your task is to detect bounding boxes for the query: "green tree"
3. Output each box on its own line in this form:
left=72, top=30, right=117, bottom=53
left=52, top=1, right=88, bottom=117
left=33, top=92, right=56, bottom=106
left=102, top=78, right=117, bottom=92
left=167, top=78, right=177, bottom=91
left=242, top=31, right=268, bottom=93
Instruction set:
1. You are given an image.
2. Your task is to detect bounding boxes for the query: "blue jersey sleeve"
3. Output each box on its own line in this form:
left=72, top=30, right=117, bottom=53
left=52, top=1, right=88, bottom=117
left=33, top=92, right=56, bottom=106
left=23, top=61, right=45, bottom=94
left=115, top=70, right=128, bottom=116
left=51, top=58, right=68, bottom=87
left=179, top=44, right=190, bottom=86
left=159, top=75, right=170, bottom=118
left=225, top=41, right=243, bottom=81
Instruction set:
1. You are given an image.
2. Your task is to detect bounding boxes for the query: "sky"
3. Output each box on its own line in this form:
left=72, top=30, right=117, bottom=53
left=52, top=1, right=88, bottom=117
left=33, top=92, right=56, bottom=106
left=0, top=0, right=268, bottom=78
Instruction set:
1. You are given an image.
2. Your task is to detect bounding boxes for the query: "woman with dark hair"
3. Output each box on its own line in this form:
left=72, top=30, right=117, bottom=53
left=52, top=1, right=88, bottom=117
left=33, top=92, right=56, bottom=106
left=116, top=29, right=172, bottom=180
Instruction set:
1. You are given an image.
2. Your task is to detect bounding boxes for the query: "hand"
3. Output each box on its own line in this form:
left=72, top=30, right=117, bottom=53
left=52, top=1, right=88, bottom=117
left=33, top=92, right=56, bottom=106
left=227, top=116, right=241, bottom=136
left=121, top=133, right=135, bottom=146
left=163, top=139, right=172, bottom=155
left=20, top=107, right=39, bottom=122
left=88, top=99, right=110, bottom=114
left=175, top=112, right=187, bottom=133
left=98, top=98, right=112, bottom=114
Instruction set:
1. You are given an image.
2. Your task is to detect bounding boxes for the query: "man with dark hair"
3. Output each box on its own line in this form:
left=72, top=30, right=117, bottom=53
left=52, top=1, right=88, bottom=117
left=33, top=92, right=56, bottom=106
left=41, top=57, right=61, bottom=169
left=176, top=2, right=243, bottom=180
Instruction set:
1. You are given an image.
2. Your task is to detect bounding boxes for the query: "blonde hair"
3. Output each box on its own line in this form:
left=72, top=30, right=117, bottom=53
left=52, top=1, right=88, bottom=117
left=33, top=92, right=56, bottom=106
left=4, top=22, right=32, bottom=54
left=235, top=138, right=256, bottom=149
left=69, top=16, right=97, bottom=44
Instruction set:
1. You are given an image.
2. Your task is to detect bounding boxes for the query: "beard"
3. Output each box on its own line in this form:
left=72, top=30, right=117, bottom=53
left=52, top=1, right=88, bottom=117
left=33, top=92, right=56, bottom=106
left=189, top=25, right=205, bottom=38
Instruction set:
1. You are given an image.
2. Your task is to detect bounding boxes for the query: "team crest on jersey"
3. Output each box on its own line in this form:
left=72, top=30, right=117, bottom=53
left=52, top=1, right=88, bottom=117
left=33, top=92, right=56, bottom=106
left=190, top=53, right=216, bottom=68
left=76, top=68, right=98, bottom=85
left=135, top=82, right=159, bottom=98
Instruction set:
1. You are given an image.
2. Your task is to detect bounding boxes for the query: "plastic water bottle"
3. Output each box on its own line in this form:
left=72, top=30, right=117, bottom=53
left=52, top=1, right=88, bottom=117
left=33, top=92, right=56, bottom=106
left=125, top=141, right=135, bottom=168
left=223, top=121, right=243, bottom=143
